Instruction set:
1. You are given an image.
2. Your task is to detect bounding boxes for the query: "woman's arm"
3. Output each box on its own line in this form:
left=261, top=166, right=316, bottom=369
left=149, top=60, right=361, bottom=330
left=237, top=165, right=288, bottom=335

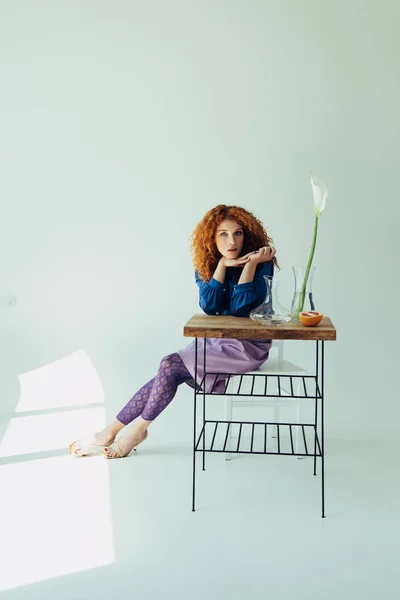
left=238, top=246, right=276, bottom=284
left=195, top=255, right=251, bottom=315
left=230, top=260, right=275, bottom=317
left=212, top=259, right=227, bottom=285
left=195, top=270, right=227, bottom=315
left=214, top=254, right=250, bottom=283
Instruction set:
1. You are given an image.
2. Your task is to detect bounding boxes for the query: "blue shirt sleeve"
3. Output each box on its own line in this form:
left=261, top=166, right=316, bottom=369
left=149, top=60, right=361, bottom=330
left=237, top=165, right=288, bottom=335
left=195, top=262, right=274, bottom=317
left=230, top=261, right=274, bottom=317
left=195, top=271, right=228, bottom=315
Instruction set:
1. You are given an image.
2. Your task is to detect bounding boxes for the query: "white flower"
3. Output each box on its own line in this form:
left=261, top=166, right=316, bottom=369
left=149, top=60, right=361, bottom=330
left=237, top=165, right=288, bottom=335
left=310, top=171, right=329, bottom=217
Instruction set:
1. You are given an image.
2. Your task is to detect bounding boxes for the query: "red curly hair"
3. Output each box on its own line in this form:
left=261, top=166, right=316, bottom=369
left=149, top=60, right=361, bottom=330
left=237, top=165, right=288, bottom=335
left=191, top=205, right=278, bottom=281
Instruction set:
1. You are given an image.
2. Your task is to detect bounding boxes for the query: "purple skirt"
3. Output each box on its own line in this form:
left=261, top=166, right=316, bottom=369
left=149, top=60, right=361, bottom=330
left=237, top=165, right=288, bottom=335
left=178, top=338, right=272, bottom=394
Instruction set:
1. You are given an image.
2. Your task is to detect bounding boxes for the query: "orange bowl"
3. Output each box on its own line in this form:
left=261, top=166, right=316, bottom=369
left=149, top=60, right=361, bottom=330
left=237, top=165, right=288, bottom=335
left=299, top=311, right=323, bottom=327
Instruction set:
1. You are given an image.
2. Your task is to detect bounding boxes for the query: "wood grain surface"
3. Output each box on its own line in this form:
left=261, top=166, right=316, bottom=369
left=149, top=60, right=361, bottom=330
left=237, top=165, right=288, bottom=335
left=183, top=315, right=336, bottom=341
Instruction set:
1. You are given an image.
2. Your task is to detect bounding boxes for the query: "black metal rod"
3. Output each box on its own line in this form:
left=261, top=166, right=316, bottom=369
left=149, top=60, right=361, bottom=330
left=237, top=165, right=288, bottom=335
left=277, top=424, right=281, bottom=453
left=264, top=375, right=268, bottom=395
left=302, top=377, right=308, bottom=397
left=197, top=375, right=206, bottom=391
left=236, top=423, right=243, bottom=452
left=302, top=426, right=308, bottom=455
left=237, top=375, right=244, bottom=395
left=290, top=376, right=294, bottom=397
left=193, top=448, right=313, bottom=457
left=223, top=375, right=231, bottom=394
left=210, top=422, right=218, bottom=451
left=222, top=423, right=231, bottom=452
left=264, top=424, right=267, bottom=453
left=313, top=340, right=319, bottom=476
left=205, top=419, right=316, bottom=426
left=195, top=424, right=206, bottom=451
left=203, top=337, right=206, bottom=471
left=289, top=425, right=294, bottom=454
left=192, top=338, right=198, bottom=512
left=194, top=371, right=317, bottom=380
left=277, top=376, right=281, bottom=396
left=195, top=392, right=314, bottom=399
left=210, top=374, right=219, bottom=394
left=314, top=430, right=322, bottom=456
left=321, top=341, right=325, bottom=518
left=250, top=375, right=256, bottom=396
left=250, top=424, right=255, bottom=452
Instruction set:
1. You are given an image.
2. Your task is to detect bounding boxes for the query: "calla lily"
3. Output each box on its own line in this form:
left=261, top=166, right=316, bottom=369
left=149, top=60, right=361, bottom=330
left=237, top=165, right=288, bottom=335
left=310, top=171, right=328, bottom=217
left=292, top=172, right=329, bottom=321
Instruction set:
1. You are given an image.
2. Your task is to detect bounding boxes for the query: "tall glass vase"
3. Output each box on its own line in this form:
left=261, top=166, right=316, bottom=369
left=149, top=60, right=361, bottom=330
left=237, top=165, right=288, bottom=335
left=291, top=266, right=316, bottom=321
left=250, top=276, right=291, bottom=326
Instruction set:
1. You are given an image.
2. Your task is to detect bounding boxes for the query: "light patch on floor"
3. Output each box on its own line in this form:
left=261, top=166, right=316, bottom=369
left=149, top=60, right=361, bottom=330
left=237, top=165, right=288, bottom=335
left=0, top=350, right=115, bottom=592
left=0, top=455, right=115, bottom=592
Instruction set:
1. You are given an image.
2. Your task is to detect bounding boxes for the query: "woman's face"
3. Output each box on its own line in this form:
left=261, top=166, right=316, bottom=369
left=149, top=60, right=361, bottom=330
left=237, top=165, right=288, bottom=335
left=215, top=219, right=244, bottom=259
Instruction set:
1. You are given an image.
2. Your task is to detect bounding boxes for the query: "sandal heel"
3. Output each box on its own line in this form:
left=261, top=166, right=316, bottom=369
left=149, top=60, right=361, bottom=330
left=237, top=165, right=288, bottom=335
left=133, top=429, right=148, bottom=451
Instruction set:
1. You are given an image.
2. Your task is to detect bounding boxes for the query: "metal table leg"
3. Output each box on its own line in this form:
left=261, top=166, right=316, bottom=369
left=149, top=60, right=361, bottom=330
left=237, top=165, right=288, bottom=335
left=321, top=341, right=325, bottom=518
left=192, top=338, right=198, bottom=512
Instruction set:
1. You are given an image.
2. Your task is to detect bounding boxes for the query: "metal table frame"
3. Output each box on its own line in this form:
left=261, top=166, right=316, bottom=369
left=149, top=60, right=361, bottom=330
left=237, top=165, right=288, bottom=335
left=185, top=316, right=335, bottom=518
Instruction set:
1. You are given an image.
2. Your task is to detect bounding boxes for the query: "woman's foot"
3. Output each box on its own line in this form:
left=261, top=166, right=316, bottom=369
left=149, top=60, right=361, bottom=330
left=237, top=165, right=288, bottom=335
left=102, top=426, right=148, bottom=459
left=69, top=421, right=124, bottom=457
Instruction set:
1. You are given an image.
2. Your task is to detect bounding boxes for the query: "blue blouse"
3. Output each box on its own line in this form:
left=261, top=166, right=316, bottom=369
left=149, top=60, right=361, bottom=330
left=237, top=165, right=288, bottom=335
left=195, top=261, right=274, bottom=317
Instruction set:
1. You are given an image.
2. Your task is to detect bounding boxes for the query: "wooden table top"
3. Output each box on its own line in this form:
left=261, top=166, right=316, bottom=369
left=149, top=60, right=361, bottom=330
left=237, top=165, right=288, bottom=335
left=183, top=314, right=336, bottom=341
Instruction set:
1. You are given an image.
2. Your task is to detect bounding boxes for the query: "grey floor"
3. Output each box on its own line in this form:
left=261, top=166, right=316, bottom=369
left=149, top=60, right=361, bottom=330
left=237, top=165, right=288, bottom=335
left=0, top=391, right=399, bottom=600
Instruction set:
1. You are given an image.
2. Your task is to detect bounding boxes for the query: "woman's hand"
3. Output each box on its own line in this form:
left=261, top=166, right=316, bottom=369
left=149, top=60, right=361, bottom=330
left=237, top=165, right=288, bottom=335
left=242, top=246, right=276, bottom=265
left=213, top=255, right=249, bottom=285
left=236, top=246, right=276, bottom=285
left=220, top=255, right=250, bottom=268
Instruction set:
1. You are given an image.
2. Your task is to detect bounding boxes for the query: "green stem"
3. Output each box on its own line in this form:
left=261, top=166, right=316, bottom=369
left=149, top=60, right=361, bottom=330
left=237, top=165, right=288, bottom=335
left=293, top=215, right=319, bottom=320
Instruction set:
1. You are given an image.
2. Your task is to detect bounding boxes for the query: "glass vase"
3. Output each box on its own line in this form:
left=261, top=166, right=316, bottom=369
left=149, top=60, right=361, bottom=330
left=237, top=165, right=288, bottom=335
left=249, top=276, right=291, bottom=326
left=290, top=266, right=316, bottom=322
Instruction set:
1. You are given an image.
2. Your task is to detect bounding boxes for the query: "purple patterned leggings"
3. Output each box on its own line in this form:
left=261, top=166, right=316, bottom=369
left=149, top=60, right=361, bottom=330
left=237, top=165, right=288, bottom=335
left=116, top=353, right=193, bottom=424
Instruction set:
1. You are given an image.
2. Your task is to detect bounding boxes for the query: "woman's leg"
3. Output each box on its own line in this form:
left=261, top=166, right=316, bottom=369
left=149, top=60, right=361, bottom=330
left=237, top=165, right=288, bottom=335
left=70, top=354, right=191, bottom=457
left=70, top=376, right=158, bottom=456
left=115, top=377, right=156, bottom=425
left=103, top=353, right=191, bottom=458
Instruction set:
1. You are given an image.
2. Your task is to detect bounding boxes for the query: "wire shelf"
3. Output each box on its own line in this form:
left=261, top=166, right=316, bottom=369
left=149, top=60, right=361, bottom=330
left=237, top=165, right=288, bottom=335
left=195, top=420, right=321, bottom=457
left=196, top=373, right=321, bottom=399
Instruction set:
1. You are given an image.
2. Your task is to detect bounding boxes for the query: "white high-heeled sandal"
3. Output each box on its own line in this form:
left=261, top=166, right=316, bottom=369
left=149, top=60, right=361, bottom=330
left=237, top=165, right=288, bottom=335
left=102, top=429, right=148, bottom=459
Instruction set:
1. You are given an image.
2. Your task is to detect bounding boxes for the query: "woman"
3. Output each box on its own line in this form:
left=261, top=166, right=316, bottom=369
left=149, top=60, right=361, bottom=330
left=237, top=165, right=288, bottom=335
left=69, top=205, right=277, bottom=458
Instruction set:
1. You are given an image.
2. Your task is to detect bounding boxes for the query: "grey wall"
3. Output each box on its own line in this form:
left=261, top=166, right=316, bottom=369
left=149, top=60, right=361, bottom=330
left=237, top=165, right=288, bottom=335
left=0, top=0, right=398, bottom=439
